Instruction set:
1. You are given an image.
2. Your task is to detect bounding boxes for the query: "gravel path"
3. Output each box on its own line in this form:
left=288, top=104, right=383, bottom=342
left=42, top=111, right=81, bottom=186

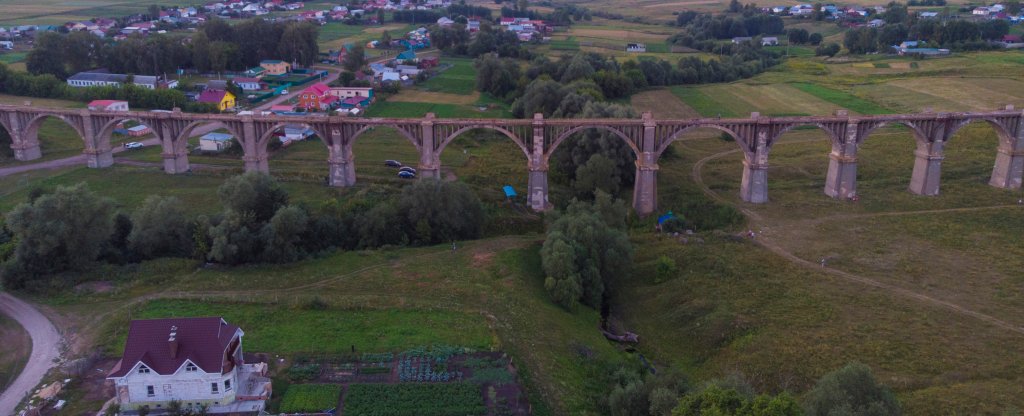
left=0, top=293, right=62, bottom=416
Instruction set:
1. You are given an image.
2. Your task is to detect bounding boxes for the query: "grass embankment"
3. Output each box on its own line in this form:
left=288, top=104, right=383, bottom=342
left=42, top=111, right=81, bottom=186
left=0, top=313, right=31, bottom=394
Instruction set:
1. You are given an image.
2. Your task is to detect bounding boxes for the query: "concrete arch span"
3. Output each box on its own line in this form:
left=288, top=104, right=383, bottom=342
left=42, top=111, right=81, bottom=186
left=349, top=124, right=422, bottom=153
left=655, top=124, right=746, bottom=159
left=545, top=124, right=641, bottom=163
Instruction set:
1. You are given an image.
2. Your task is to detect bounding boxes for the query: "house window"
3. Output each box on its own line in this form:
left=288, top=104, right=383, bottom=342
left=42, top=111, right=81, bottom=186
left=211, top=383, right=219, bottom=394
left=186, top=363, right=197, bottom=372
left=138, top=365, right=151, bottom=374
left=146, top=385, right=155, bottom=397
left=224, top=379, right=232, bottom=391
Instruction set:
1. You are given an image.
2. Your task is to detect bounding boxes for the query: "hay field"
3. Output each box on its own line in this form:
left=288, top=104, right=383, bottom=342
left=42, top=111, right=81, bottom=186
left=0, top=0, right=206, bottom=25
left=630, top=89, right=702, bottom=119
left=853, top=77, right=1024, bottom=113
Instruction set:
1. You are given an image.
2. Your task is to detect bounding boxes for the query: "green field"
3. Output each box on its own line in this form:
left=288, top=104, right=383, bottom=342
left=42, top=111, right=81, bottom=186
left=549, top=36, right=580, bottom=51
left=344, top=383, right=486, bottom=416
left=0, top=52, right=27, bottom=65
left=0, top=0, right=208, bottom=26
left=791, top=83, right=893, bottom=115
left=365, top=101, right=511, bottom=119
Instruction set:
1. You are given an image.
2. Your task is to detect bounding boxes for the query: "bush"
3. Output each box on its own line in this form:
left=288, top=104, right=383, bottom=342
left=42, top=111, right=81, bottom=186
left=128, top=195, right=193, bottom=259
left=3, top=183, right=115, bottom=289
left=803, top=362, right=900, bottom=416
left=654, top=256, right=678, bottom=283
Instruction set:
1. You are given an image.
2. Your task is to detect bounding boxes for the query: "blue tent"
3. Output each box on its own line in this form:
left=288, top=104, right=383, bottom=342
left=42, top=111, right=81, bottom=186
left=502, top=185, right=517, bottom=198
left=397, top=50, right=417, bottom=61
left=657, top=211, right=675, bottom=225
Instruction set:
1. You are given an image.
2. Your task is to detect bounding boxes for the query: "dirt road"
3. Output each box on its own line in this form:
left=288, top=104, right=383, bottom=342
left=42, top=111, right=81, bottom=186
left=0, top=137, right=160, bottom=178
left=0, top=293, right=62, bottom=416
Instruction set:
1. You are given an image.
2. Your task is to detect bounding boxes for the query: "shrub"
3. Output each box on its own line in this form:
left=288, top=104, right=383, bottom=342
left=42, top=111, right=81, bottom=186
left=655, top=256, right=678, bottom=283
left=128, top=195, right=193, bottom=259
left=803, top=362, right=901, bottom=416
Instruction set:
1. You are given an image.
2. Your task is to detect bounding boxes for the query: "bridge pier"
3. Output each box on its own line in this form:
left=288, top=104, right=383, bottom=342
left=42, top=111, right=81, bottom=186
left=824, top=122, right=860, bottom=199
left=527, top=165, right=550, bottom=211
left=418, top=114, right=441, bottom=180
left=162, top=150, right=190, bottom=174
left=328, top=143, right=356, bottom=187
left=740, top=159, right=769, bottom=203
left=12, top=141, right=42, bottom=161
left=989, top=118, right=1024, bottom=189
left=909, top=140, right=944, bottom=195
left=632, top=152, right=658, bottom=217
left=85, top=148, right=114, bottom=168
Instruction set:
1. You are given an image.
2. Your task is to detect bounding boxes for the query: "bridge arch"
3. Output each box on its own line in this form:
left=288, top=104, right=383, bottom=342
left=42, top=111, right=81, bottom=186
left=96, top=117, right=162, bottom=144
left=436, top=125, right=531, bottom=161
left=173, top=120, right=244, bottom=154
left=771, top=122, right=843, bottom=148
left=546, top=124, right=640, bottom=162
left=655, top=124, right=743, bottom=158
left=857, top=120, right=929, bottom=145
left=23, top=114, right=86, bottom=146
left=257, top=122, right=331, bottom=154
left=944, top=118, right=1014, bottom=144
left=350, top=124, right=421, bottom=152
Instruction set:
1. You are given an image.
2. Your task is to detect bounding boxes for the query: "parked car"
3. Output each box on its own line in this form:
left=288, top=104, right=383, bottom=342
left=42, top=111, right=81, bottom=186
left=384, top=160, right=402, bottom=167
left=398, top=171, right=416, bottom=179
left=279, top=89, right=289, bottom=95
left=125, top=142, right=144, bottom=149
left=399, top=166, right=417, bottom=174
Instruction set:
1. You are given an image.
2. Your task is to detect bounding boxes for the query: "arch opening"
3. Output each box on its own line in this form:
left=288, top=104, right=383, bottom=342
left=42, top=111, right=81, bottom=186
left=22, top=114, right=87, bottom=160
left=760, top=124, right=836, bottom=206
left=349, top=125, right=423, bottom=186
left=175, top=120, right=246, bottom=170
left=0, top=122, right=14, bottom=162
left=653, top=126, right=745, bottom=230
left=940, top=120, right=1012, bottom=197
left=854, top=122, right=924, bottom=200
left=263, top=123, right=332, bottom=182
left=437, top=128, right=534, bottom=210
left=546, top=126, right=639, bottom=206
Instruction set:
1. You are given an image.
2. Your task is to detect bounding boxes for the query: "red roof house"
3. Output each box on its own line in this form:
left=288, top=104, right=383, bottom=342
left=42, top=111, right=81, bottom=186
left=298, top=82, right=333, bottom=111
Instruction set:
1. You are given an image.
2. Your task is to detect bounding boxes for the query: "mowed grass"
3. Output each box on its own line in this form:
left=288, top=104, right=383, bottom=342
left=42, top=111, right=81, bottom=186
left=0, top=313, right=31, bottom=394
left=418, top=58, right=477, bottom=95
left=790, top=83, right=893, bottom=115
left=105, top=299, right=495, bottom=355
left=280, top=384, right=342, bottom=413
left=365, top=101, right=511, bottom=118
left=0, top=52, right=27, bottom=65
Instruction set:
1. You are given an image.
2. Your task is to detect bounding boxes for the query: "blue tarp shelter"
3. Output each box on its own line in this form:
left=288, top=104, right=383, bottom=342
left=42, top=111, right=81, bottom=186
left=657, top=211, right=675, bottom=225
left=503, top=185, right=517, bottom=198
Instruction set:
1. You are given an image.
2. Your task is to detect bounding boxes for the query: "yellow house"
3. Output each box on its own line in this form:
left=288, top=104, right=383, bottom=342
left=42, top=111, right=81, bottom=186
left=259, top=60, right=291, bottom=76
left=198, top=89, right=236, bottom=111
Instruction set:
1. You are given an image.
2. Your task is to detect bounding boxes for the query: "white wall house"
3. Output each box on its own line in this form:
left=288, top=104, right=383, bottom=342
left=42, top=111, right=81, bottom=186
left=107, top=317, right=270, bottom=414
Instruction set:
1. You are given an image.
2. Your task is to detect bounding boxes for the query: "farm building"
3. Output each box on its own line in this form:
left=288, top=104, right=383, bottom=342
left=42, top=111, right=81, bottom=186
left=199, top=132, right=235, bottom=152
left=259, top=59, right=291, bottom=75
left=127, top=125, right=152, bottom=137
left=232, top=77, right=263, bottom=91
left=761, top=37, right=779, bottom=46
left=626, top=43, right=646, bottom=52
left=106, top=317, right=271, bottom=413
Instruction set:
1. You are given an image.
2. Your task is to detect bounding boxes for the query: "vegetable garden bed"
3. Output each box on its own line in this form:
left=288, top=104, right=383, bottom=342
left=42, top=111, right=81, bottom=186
left=279, top=384, right=342, bottom=413
left=343, top=383, right=486, bottom=416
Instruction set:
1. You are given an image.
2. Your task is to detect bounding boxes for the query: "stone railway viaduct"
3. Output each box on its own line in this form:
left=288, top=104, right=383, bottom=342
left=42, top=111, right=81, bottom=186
left=2, top=103, right=1023, bottom=216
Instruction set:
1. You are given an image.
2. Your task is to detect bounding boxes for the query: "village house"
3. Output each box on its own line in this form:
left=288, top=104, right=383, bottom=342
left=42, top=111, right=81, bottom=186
left=232, top=77, right=263, bottom=91
left=107, top=317, right=270, bottom=413
left=298, top=82, right=337, bottom=111
left=329, top=86, right=373, bottom=100
left=88, top=100, right=130, bottom=112
left=732, top=36, right=753, bottom=44
left=1, top=40, right=15, bottom=50
left=761, top=37, right=779, bottom=46
left=626, top=43, right=646, bottom=53
left=127, top=124, right=152, bottom=137
left=197, top=89, right=236, bottom=111
left=259, top=59, right=291, bottom=76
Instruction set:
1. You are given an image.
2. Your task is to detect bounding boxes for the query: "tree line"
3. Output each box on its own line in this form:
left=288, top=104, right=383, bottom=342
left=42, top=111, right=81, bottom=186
left=0, top=63, right=216, bottom=112
left=843, top=18, right=1009, bottom=54
left=0, top=174, right=484, bottom=290
left=25, top=18, right=319, bottom=79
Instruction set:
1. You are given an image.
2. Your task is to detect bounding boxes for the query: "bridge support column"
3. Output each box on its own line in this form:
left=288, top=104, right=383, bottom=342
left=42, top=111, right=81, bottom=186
left=989, top=117, right=1024, bottom=189
left=81, top=113, right=113, bottom=168
left=11, top=140, right=42, bottom=161
left=418, top=114, right=441, bottom=179
left=527, top=165, right=549, bottom=211
left=740, top=125, right=770, bottom=203
left=8, top=115, right=41, bottom=161
left=909, top=140, right=944, bottom=196
left=159, top=120, right=189, bottom=174
left=241, top=119, right=269, bottom=173
left=824, top=121, right=859, bottom=199
left=631, top=112, right=659, bottom=216
left=161, top=150, right=190, bottom=174
left=331, top=132, right=360, bottom=186
left=528, top=113, right=550, bottom=211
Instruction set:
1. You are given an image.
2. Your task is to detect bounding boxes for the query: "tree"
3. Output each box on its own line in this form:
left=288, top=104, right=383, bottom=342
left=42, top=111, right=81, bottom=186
left=148, top=4, right=162, bottom=20
left=475, top=55, right=521, bottom=99
left=26, top=32, right=68, bottom=78
left=815, top=42, right=840, bottom=57
left=541, top=197, right=633, bottom=310
left=573, top=154, right=619, bottom=198
left=278, top=22, right=319, bottom=67
left=804, top=362, right=900, bottom=416
left=128, top=195, right=192, bottom=259
left=672, top=385, right=803, bottom=416
left=3, top=183, right=115, bottom=289
left=260, top=205, right=309, bottom=263
left=217, top=172, right=289, bottom=224
left=64, top=31, right=104, bottom=75
left=728, top=0, right=742, bottom=12
left=396, top=179, right=484, bottom=245
left=808, top=32, right=823, bottom=45
left=343, top=45, right=367, bottom=72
